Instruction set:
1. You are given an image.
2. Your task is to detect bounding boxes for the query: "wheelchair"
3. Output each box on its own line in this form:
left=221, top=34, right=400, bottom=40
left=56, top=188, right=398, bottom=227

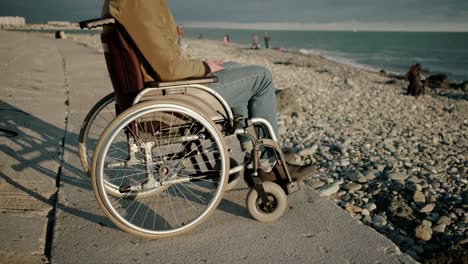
left=78, top=18, right=300, bottom=239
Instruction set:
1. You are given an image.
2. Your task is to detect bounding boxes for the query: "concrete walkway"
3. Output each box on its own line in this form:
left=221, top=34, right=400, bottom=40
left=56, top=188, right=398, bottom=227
left=0, top=30, right=416, bottom=264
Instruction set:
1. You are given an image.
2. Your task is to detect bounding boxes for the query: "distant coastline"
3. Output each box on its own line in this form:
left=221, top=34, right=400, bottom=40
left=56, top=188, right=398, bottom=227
left=182, top=21, right=468, bottom=32
left=2, top=23, right=81, bottom=31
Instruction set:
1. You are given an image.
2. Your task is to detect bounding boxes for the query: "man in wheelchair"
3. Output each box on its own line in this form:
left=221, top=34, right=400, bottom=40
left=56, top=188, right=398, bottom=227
left=101, top=0, right=316, bottom=183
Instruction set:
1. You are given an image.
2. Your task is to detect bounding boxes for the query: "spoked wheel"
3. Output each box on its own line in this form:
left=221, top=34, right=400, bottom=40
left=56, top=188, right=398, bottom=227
left=246, top=181, right=287, bottom=222
left=91, top=101, right=229, bottom=239
left=79, top=92, right=116, bottom=174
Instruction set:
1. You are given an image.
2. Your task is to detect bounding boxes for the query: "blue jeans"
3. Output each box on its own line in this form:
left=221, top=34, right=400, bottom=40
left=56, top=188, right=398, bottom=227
left=208, top=62, right=278, bottom=146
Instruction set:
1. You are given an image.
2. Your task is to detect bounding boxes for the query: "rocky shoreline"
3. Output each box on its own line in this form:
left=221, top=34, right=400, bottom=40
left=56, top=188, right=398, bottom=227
left=61, top=33, right=467, bottom=263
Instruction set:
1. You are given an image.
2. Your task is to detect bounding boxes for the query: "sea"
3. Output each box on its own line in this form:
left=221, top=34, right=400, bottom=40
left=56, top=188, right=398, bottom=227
left=15, top=28, right=468, bottom=81
left=183, top=28, right=468, bottom=82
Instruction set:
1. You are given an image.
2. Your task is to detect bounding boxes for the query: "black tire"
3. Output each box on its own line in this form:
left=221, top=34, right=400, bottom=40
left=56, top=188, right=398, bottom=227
left=246, top=181, right=287, bottom=222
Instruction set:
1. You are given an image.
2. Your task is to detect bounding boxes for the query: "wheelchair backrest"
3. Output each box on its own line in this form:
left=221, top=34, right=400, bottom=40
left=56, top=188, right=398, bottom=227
left=99, top=21, right=232, bottom=125
left=101, top=24, right=145, bottom=113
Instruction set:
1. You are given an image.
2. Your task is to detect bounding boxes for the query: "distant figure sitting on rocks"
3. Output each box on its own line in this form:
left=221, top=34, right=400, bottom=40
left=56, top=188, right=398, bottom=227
left=406, top=63, right=425, bottom=97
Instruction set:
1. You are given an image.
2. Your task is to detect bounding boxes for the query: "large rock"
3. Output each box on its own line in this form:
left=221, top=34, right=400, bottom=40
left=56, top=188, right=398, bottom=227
left=426, top=74, right=449, bottom=89
left=276, top=88, right=304, bottom=117
left=462, top=81, right=468, bottom=91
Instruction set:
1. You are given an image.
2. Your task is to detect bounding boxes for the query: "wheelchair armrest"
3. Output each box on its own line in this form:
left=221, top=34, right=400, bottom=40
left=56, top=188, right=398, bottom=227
left=144, top=76, right=218, bottom=88
left=79, top=17, right=116, bottom=29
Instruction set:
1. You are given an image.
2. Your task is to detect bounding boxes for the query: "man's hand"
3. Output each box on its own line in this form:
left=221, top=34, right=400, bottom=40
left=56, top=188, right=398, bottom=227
left=205, top=59, right=224, bottom=73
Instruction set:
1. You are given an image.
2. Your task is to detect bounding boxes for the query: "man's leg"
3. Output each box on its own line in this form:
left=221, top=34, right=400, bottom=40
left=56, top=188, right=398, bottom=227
left=208, top=63, right=278, bottom=171
left=208, top=63, right=278, bottom=136
left=208, top=62, right=316, bottom=181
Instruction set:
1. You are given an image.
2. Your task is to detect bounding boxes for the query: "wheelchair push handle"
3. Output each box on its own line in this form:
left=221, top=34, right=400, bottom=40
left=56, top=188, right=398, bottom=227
left=79, top=17, right=115, bottom=29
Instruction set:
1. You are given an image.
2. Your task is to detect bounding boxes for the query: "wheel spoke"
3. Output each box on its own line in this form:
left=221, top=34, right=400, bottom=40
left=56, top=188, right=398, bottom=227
left=92, top=103, right=227, bottom=238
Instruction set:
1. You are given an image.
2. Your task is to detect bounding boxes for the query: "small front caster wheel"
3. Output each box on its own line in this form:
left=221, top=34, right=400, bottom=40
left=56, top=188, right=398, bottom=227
left=246, top=181, right=287, bottom=222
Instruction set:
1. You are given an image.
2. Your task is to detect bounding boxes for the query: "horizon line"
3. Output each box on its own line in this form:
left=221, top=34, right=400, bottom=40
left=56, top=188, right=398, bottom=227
left=182, top=21, right=468, bottom=32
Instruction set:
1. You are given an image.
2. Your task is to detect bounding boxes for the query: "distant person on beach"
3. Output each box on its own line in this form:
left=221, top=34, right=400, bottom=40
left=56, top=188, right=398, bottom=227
left=176, top=24, right=183, bottom=46
left=176, top=24, right=188, bottom=54
left=264, top=32, right=270, bottom=49
left=251, top=33, right=259, bottom=49
left=102, top=0, right=315, bottom=180
left=406, top=63, right=425, bottom=97
left=55, top=30, right=67, bottom=39
left=223, top=34, right=229, bottom=45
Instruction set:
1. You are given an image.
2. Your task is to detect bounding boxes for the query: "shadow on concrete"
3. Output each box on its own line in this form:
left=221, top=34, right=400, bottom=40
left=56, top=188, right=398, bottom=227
left=0, top=99, right=251, bottom=230
left=0, top=100, right=116, bottom=229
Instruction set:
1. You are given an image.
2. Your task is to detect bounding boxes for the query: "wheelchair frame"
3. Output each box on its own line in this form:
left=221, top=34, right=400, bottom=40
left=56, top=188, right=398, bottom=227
left=78, top=17, right=300, bottom=239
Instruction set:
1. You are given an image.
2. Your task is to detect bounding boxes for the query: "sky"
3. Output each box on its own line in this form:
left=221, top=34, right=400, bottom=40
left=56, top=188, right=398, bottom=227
left=1, top=0, right=467, bottom=31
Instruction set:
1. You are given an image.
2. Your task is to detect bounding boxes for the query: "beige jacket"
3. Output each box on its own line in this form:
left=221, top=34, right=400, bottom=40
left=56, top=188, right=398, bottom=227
left=102, top=0, right=206, bottom=81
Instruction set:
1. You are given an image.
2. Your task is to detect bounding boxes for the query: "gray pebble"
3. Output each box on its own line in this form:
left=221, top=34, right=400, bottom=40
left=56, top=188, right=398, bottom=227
left=419, top=203, right=435, bottom=213
left=414, top=220, right=432, bottom=241
left=389, top=171, right=408, bottom=183
left=364, top=203, right=377, bottom=211
left=413, top=191, right=426, bottom=203
left=437, top=216, right=451, bottom=226
left=432, top=224, right=446, bottom=233
left=318, top=180, right=343, bottom=197
left=361, top=209, right=370, bottom=216
left=372, top=215, right=387, bottom=227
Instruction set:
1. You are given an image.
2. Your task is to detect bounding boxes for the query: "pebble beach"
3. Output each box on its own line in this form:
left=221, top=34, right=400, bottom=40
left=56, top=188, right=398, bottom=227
left=64, top=33, right=467, bottom=263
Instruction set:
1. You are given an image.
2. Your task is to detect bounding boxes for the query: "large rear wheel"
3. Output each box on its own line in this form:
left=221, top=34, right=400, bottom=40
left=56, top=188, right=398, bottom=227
left=91, top=101, right=229, bottom=239
left=79, top=92, right=116, bottom=174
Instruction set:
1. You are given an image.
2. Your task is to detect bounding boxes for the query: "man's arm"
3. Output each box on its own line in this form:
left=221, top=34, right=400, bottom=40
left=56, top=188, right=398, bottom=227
left=108, top=0, right=221, bottom=81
